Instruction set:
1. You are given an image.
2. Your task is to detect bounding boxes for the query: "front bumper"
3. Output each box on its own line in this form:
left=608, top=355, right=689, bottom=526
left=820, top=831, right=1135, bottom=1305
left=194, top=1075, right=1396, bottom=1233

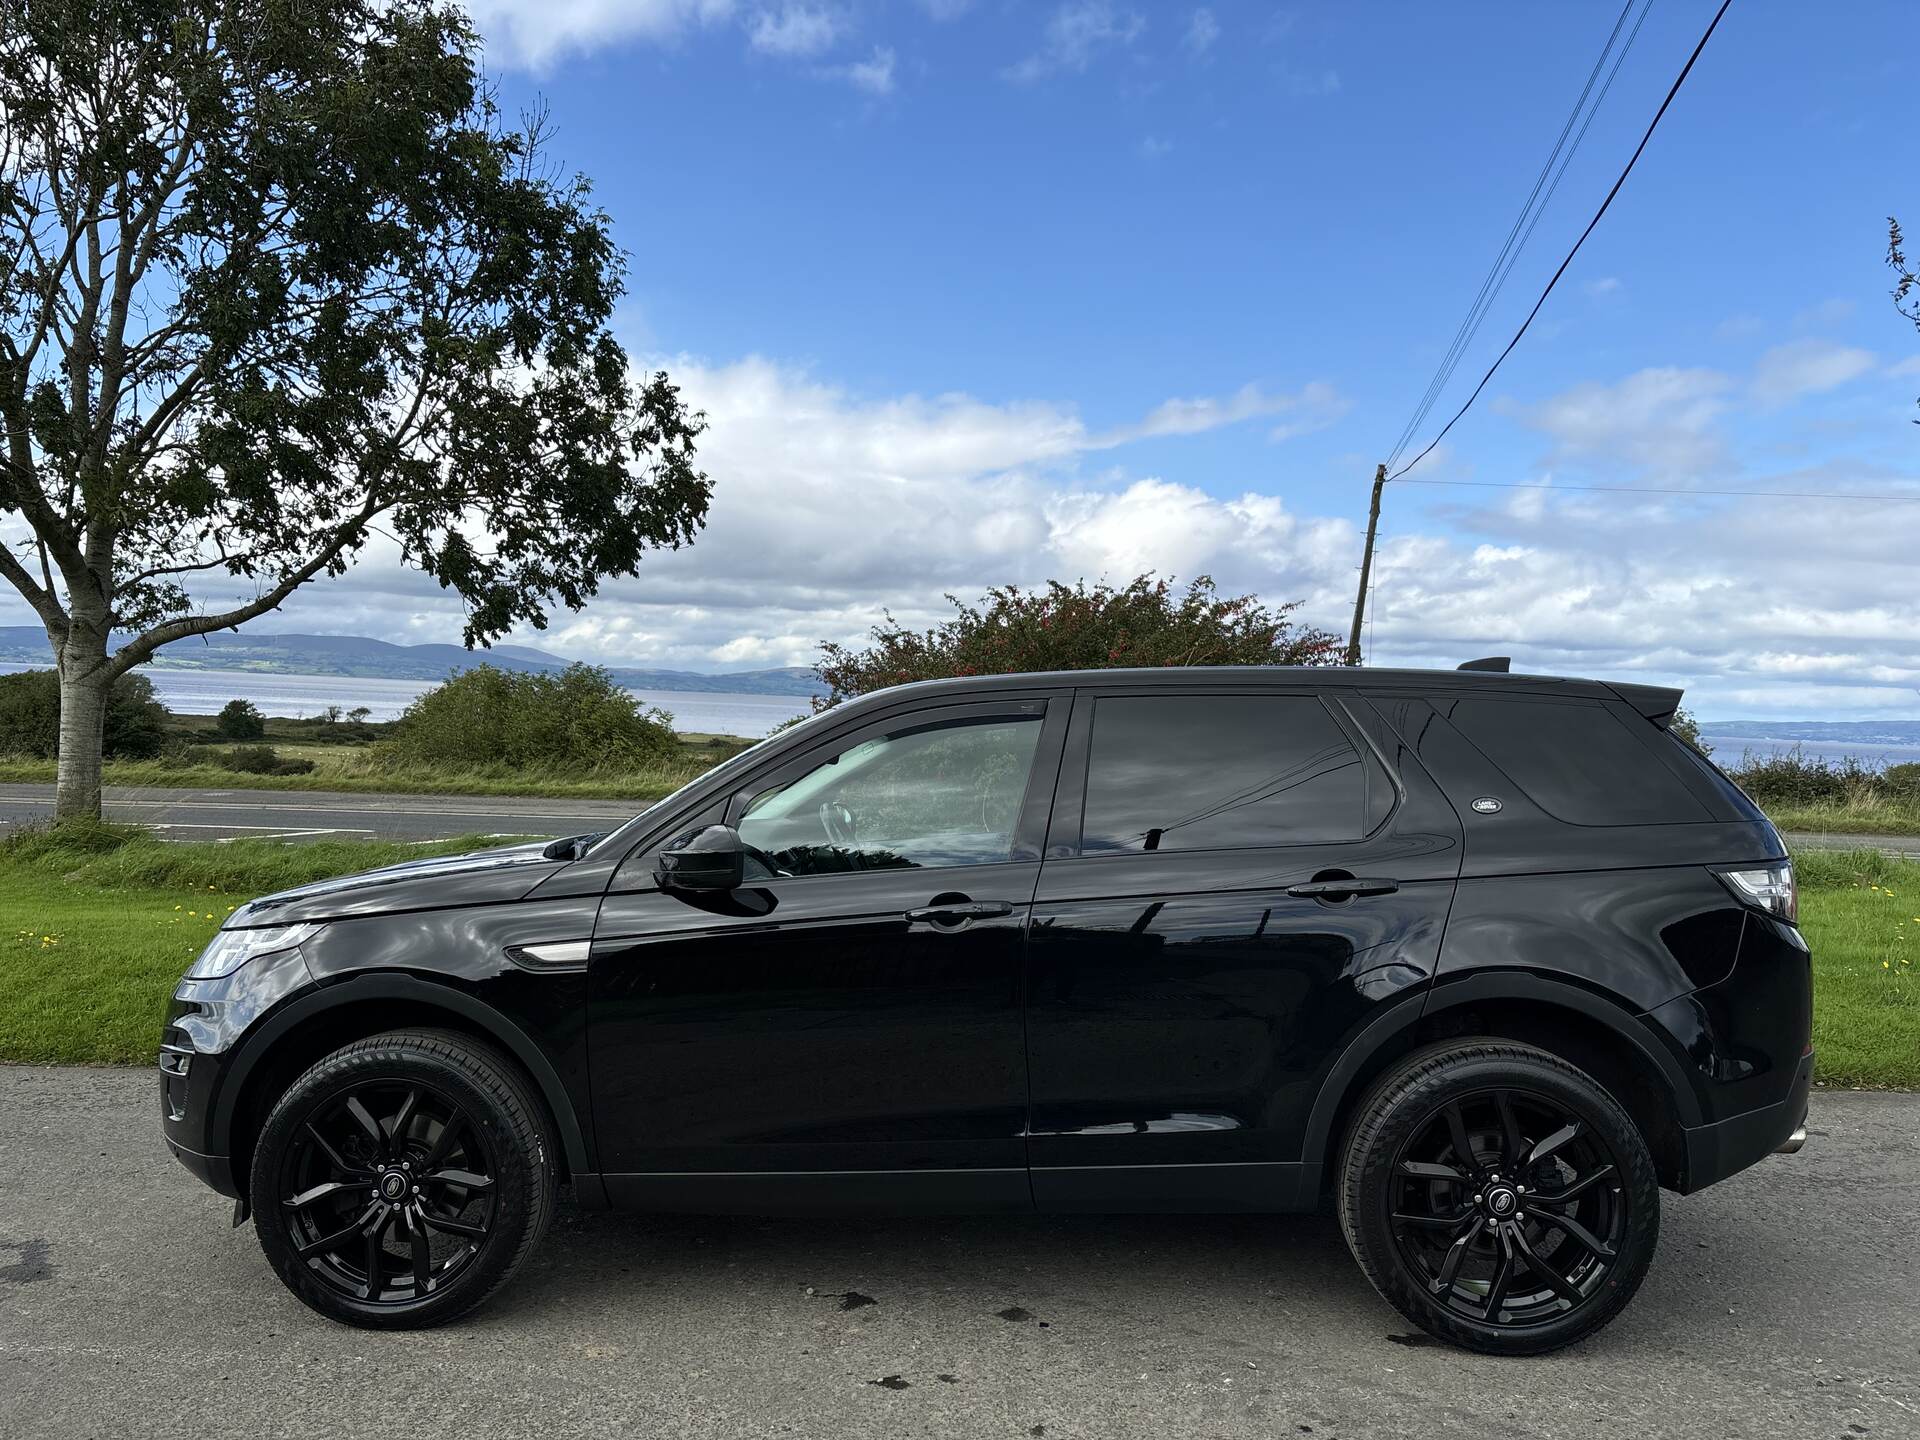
left=158, top=945, right=314, bottom=1201
left=1677, top=1047, right=1813, bottom=1194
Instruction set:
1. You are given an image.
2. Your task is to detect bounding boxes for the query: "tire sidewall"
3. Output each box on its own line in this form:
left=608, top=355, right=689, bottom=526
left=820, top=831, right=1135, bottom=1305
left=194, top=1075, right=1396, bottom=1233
left=1342, top=1045, right=1660, bottom=1355
left=251, top=1036, right=546, bottom=1328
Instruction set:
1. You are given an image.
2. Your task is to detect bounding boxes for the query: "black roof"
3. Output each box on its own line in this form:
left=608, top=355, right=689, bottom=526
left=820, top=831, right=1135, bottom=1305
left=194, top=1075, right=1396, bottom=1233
left=830, top=665, right=1683, bottom=725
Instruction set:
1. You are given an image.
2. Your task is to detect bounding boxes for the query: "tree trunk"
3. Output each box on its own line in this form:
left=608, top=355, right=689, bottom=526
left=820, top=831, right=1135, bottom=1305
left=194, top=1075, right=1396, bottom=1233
left=54, top=635, right=112, bottom=822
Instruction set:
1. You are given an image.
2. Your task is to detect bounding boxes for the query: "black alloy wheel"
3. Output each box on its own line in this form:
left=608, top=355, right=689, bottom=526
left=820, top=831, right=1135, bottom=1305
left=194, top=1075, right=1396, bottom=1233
left=1338, top=1040, right=1660, bottom=1355
left=251, top=1029, right=555, bottom=1328
left=1388, top=1087, right=1626, bottom=1327
left=278, top=1079, right=497, bottom=1304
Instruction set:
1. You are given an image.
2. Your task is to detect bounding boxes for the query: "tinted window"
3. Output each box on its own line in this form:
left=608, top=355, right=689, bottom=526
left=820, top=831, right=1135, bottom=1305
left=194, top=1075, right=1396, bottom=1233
left=1448, top=696, right=1708, bottom=826
left=1080, top=695, right=1366, bottom=853
left=738, top=715, right=1043, bottom=874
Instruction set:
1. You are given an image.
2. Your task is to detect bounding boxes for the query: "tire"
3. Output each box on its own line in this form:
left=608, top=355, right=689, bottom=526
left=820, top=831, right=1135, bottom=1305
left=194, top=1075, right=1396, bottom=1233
left=250, top=1028, right=557, bottom=1328
left=1337, top=1039, right=1659, bottom=1356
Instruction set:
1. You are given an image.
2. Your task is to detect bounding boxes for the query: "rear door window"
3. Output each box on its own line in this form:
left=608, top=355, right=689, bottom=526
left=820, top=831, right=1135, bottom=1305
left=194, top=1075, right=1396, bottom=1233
left=1446, top=696, right=1709, bottom=825
left=1079, top=694, right=1367, bottom=853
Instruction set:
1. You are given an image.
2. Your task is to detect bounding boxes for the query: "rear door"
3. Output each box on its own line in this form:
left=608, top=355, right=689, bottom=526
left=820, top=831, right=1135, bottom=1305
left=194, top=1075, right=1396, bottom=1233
left=1024, top=685, right=1463, bottom=1211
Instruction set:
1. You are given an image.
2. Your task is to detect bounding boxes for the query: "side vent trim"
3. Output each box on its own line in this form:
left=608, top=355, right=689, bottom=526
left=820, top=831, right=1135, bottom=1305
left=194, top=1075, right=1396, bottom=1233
left=504, top=940, right=593, bottom=973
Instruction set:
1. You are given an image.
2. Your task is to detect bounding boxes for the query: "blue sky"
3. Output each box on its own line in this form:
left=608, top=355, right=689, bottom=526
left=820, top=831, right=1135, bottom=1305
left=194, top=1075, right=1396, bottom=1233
left=13, top=1, right=1916, bottom=719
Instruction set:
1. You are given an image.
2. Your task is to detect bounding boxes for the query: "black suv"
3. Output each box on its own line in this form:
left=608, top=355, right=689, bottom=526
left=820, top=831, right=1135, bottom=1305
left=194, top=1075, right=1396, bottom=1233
left=161, top=664, right=1811, bottom=1353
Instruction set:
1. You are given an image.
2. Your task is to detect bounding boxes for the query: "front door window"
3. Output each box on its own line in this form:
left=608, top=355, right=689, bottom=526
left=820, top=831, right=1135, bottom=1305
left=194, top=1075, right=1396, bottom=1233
left=737, top=715, right=1044, bottom=875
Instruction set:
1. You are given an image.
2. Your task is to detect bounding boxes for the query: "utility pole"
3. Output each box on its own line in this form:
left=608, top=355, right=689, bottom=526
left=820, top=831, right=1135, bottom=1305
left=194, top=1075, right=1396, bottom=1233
left=1345, top=463, right=1387, bottom=666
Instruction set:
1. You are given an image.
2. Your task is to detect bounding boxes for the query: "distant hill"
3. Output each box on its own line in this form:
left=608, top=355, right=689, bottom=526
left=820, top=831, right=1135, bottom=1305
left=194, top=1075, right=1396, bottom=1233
left=0, top=626, right=827, bottom=698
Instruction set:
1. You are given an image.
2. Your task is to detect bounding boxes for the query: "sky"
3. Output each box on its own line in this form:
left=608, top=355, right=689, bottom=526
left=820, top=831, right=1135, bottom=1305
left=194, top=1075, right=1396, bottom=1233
left=11, top=1, right=1920, bottom=720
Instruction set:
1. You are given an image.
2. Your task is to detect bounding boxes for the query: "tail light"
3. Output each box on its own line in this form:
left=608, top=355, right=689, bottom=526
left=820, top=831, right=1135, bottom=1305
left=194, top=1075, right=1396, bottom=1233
left=1716, top=862, right=1798, bottom=925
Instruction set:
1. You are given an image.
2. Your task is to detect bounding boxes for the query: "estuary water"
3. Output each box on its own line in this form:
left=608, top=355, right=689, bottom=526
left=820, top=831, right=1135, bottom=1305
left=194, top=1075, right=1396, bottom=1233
left=0, top=663, right=813, bottom=737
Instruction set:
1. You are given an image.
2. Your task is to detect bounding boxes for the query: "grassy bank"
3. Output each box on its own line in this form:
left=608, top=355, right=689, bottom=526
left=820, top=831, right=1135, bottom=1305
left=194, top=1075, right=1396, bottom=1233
left=0, top=826, right=532, bottom=1066
left=4, top=832, right=1916, bottom=1083
left=1770, top=800, right=1920, bottom=838
left=0, top=741, right=729, bottom=801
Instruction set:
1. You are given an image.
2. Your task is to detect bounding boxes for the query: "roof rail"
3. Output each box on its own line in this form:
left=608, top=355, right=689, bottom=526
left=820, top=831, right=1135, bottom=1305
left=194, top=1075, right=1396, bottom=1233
left=1457, top=656, right=1511, bottom=673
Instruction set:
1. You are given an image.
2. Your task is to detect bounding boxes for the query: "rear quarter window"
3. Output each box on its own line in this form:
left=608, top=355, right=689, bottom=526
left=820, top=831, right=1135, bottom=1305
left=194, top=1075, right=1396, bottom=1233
left=1446, top=696, right=1710, bottom=826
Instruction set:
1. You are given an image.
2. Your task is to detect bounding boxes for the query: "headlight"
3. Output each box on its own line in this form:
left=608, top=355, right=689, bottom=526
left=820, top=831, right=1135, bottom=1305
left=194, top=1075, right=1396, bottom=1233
left=184, top=922, right=324, bottom=980
left=1716, top=863, right=1798, bottom=925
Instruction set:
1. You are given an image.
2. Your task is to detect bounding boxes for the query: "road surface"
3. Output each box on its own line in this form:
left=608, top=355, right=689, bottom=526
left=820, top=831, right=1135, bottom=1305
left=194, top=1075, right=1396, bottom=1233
left=0, top=782, right=637, bottom=842
left=0, top=1068, right=1912, bottom=1439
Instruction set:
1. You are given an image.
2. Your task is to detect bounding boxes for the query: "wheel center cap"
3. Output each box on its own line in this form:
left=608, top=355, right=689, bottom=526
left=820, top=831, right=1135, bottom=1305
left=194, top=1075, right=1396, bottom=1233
left=379, top=1170, right=409, bottom=1201
left=1485, top=1185, right=1517, bottom=1218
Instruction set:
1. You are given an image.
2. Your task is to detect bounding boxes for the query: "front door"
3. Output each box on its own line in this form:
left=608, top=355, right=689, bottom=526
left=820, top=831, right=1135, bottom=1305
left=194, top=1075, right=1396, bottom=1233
left=588, top=695, right=1067, bottom=1213
left=1024, top=687, right=1462, bottom=1211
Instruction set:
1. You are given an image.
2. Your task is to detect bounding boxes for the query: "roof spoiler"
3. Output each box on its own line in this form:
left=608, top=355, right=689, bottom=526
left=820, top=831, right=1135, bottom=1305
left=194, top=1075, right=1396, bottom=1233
left=1456, top=656, right=1510, bottom=673
left=1610, top=681, right=1684, bottom=729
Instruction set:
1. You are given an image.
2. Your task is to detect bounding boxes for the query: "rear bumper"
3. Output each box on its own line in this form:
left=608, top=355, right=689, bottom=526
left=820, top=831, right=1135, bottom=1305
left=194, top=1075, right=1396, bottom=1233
left=1676, top=1048, right=1813, bottom=1194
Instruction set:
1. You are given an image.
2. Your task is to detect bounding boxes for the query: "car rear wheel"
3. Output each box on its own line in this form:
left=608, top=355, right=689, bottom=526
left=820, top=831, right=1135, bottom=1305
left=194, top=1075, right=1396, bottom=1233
left=1337, top=1040, right=1659, bottom=1355
left=250, top=1028, right=555, bottom=1328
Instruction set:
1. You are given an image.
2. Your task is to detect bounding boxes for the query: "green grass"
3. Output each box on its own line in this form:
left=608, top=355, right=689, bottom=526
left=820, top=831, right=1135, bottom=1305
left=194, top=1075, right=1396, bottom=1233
left=1793, top=849, right=1920, bottom=1089
left=1, top=832, right=1915, bottom=1084
left=0, top=825, right=532, bottom=1065
left=1770, top=799, right=1920, bottom=838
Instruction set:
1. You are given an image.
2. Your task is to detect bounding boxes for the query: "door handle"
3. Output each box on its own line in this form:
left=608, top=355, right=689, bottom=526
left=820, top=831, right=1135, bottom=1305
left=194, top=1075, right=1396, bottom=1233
left=1286, top=877, right=1400, bottom=900
left=905, top=901, right=1014, bottom=927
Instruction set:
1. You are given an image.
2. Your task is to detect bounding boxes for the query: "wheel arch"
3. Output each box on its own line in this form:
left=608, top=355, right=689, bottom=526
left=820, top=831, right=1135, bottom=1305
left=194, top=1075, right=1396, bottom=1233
left=1305, top=972, right=1702, bottom=1193
left=213, top=974, right=591, bottom=1193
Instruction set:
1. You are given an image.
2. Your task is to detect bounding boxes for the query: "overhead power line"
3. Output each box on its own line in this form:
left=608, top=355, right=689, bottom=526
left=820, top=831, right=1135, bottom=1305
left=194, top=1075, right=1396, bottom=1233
left=1387, top=0, right=1736, bottom=483
left=1384, top=0, right=1646, bottom=471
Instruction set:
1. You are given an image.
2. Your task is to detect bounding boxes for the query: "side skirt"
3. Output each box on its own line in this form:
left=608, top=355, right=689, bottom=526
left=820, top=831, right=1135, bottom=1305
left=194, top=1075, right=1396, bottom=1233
left=598, top=1167, right=1034, bottom=1215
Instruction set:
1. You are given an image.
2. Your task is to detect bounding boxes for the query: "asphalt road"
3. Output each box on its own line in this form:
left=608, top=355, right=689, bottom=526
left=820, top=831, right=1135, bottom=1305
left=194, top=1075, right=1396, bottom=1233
left=0, top=1070, right=1914, bottom=1439
left=0, top=783, right=637, bottom=842
left=3, top=781, right=1918, bottom=855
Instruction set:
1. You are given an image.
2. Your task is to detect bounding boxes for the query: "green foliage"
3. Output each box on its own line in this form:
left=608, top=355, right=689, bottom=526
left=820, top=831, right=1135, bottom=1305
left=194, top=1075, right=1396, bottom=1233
left=214, top=698, right=265, bottom=740
left=1885, top=762, right=1920, bottom=798
left=1670, top=707, right=1709, bottom=755
left=1, top=0, right=711, bottom=816
left=0, top=668, right=166, bottom=758
left=210, top=743, right=313, bottom=776
left=815, top=575, right=1340, bottom=707
left=385, top=662, right=677, bottom=771
left=1726, top=750, right=1888, bottom=807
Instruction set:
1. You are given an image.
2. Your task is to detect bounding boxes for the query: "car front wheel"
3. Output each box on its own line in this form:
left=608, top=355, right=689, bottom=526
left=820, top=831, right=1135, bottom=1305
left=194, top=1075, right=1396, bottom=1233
left=1337, top=1039, right=1660, bottom=1355
left=250, top=1028, right=556, bottom=1328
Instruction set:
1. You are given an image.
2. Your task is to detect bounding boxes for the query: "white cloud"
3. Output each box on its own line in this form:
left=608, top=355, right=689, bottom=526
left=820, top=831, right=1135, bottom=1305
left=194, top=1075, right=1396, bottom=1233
left=14, top=356, right=1916, bottom=722
left=1183, top=7, right=1219, bottom=57
left=1138, top=134, right=1173, bottom=160
left=1516, top=366, right=1731, bottom=475
left=1888, top=355, right=1920, bottom=379
left=747, top=3, right=841, bottom=58
left=465, top=0, right=735, bottom=69
left=1103, top=380, right=1347, bottom=445
left=1751, top=338, right=1876, bottom=404
left=836, top=45, right=896, bottom=95
left=1584, top=276, right=1622, bottom=298
left=1004, top=1, right=1145, bottom=84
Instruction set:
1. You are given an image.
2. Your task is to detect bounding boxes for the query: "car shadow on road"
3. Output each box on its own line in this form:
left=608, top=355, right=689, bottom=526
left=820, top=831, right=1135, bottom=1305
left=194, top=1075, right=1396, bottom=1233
left=489, top=1200, right=1390, bottom=1337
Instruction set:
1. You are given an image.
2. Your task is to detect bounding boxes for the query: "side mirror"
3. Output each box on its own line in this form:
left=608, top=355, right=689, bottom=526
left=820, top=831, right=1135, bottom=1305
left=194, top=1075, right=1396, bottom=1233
left=654, top=824, right=746, bottom=893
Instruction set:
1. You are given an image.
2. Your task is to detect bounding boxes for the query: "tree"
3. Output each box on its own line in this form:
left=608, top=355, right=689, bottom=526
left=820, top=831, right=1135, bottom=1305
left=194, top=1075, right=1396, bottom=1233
left=1892, top=217, right=1919, bottom=422
left=815, top=575, right=1340, bottom=707
left=1670, top=707, right=1710, bottom=756
left=1, top=1, right=711, bottom=819
left=385, top=662, right=676, bottom=770
left=214, top=697, right=264, bottom=739
left=0, top=666, right=165, bottom=758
